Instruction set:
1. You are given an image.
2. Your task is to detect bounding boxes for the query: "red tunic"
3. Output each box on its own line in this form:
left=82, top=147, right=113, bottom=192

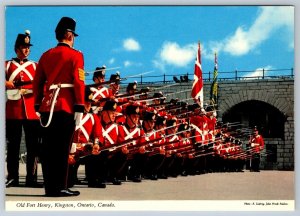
left=73, top=113, right=102, bottom=143
left=164, top=134, right=181, bottom=156
left=190, top=115, right=209, bottom=144
left=108, top=88, right=117, bottom=97
left=250, top=134, right=265, bottom=153
left=207, top=116, right=217, bottom=141
left=33, top=43, right=85, bottom=114
left=119, top=124, right=144, bottom=154
left=101, top=122, right=123, bottom=148
left=178, top=137, right=193, bottom=158
left=90, top=86, right=110, bottom=101
left=213, top=140, right=223, bottom=155
left=190, top=123, right=203, bottom=144
left=141, top=129, right=164, bottom=155
left=5, top=59, right=38, bottom=120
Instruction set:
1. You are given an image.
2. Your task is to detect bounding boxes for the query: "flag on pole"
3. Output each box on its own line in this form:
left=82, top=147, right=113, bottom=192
left=191, top=42, right=203, bottom=107
left=210, top=52, right=218, bottom=106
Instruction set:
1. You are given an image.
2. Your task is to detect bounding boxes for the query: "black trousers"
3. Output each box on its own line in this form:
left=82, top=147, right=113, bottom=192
left=82, top=151, right=109, bottom=184
left=40, top=112, right=75, bottom=195
left=128, top=152, right=148, bottom=178
left=107, top=151, right=128, bottom=180
left=251, top=153, right=261, bottom=171
left=158, top=155, right=174, bottom=177
left=6, top=119, right=41, bottom=183
left=144, top=154, right=165, bottom=177
left=169, top=155, right=184, bottom=176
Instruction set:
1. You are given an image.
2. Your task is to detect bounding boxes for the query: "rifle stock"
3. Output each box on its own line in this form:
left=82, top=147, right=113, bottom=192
left=13, top=80, right=32, bottom=87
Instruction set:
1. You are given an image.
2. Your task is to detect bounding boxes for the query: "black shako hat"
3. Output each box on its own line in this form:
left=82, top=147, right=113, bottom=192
left=126, top=81, right=138, bottom=93
left=103, top=99, right=117, bottom=111
left=55, top=17, right=78, bottom=37
left=93, top=66, right=106, bottom=79
left=178, top=123, right=189, bottom=132
left=110, top=71, right=121, bottom=82
left=155, top=115, right=167, bottom=126
left=166, top=118, right=177, bottom=128
left=15, top=30, right=33, bottom=49
left=126, top=103, right=140, bottom=115
left=153, top=92, right=164, bottom=99
left=143, top=112, right=156, bottom=121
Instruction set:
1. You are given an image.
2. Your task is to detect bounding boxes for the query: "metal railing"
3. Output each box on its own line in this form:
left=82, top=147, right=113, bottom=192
left=121, top=68, right=294, bottom=85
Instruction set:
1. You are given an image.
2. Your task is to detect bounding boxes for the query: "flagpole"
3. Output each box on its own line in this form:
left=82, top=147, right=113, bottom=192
left=210, top=51, right=218, bottom=109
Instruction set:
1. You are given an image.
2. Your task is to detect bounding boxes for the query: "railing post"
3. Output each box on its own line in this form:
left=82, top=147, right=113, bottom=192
left=291, top=68, right=294, bottom=77
left=262, top=68, right=265, bottom=79
left=163, top=74, right=166, bottom=83
left=208, top=71, right=211, bottom=81
left=141, top=75, right=143, bottom=85
left=235, top=69, right=238, bottom=80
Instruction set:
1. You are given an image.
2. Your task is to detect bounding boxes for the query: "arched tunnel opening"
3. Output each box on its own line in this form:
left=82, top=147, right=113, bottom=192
left=222, top=100, right=285, bottom=139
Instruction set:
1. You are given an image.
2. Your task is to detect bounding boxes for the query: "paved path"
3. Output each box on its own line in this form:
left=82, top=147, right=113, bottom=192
left=5, top=164, right=294, bottom=201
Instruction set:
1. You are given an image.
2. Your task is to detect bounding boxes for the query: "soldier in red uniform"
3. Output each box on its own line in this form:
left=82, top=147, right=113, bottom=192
left=90, top=66, right=110, bottom=113
left=5, top=30, right=41, bottom=188
left=107, top=72, right=126, bottom=123
left=74, top=99, right=122, bottom=186
left=233, top=139, right=246, bottom=172
left=177, top=123, right=194, bottom=176
left=114, top=82, right=139, bottom=124
left=33, top=17, right=85, bottom=197
left=206, top=109, right=217, bottom=142
left=68, top=88, right=106, bottom=188
left=126, top=81, right=138, bottom=97
left=249, top=126, right=265, bottom=172
left=100, top=99, right=125, bottom=185
left=212, top=135, right=224, bottom=172
left=203, top=107, right=217, bottom=172
left=108, top=71, right=121, bottom=97
left=119, top=103, right=145, bottom=182
left=154, top=114, right=168, bottom=179
left=141, top=108, right=165, bottom=180
left=162, top=117, right=181, bottom=178
left=152, top=92, right=166, bottom=114
left=189, top=104, right=206, bottom=174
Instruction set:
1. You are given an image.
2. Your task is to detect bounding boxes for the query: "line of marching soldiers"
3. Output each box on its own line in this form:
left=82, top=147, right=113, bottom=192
left=67, top=66, right=249, bottom=188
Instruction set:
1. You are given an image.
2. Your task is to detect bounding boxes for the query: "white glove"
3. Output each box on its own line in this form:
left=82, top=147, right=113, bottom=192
left=74, top=112, right=83, bottom=126
left=35, top=112, right=41, bottom=118
left=251, top=143, right=256, bottom=147
left=70, top=143, right=77, bottom=154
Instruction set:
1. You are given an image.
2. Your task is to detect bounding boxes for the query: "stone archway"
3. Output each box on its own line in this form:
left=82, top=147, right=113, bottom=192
left=218, top=89, right=292, bottom=117
left=222, top=100, right=286, bottom=139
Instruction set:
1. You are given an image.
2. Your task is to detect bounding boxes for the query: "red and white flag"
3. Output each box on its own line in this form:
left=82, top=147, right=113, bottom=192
left=191, top=42, right=203, bottom=107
